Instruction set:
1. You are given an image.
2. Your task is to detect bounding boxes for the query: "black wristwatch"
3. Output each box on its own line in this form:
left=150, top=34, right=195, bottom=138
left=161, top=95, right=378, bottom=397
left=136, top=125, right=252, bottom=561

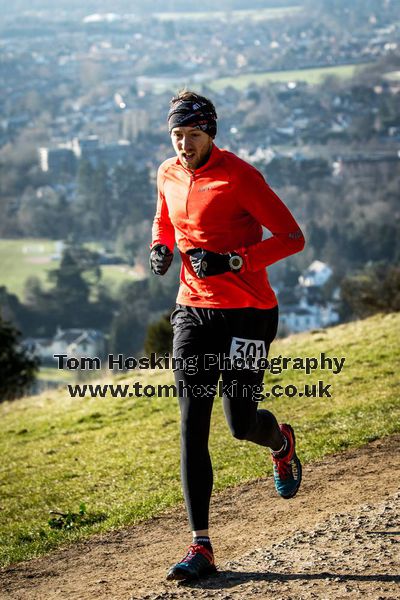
left=228, top=253, right=243, bottom=272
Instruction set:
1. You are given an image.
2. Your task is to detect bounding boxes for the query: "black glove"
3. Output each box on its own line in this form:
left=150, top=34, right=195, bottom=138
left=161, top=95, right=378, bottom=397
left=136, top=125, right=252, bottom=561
left=149, top=244, right=173, bottom=275
left=186, top=248, right=243, bottom=279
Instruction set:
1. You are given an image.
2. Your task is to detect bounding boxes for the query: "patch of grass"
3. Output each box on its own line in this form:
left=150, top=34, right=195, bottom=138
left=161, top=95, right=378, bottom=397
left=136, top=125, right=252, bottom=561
left=37, top=367, right=77, bottom=384
left=0, top=312, right=399, bottom=566
left=209, top=63, right=374, bottom=91
left=48, top=502, right=106, bottom=530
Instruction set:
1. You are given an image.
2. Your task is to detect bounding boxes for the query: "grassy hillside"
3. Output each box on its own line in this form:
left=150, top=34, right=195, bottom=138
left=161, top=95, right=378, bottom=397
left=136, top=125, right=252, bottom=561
left=0, top=312, right=399, bottom=567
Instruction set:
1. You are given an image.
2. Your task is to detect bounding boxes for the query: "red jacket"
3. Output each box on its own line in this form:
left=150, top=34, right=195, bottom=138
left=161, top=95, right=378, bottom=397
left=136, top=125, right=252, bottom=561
left=151, top=144, right=305, bottom=309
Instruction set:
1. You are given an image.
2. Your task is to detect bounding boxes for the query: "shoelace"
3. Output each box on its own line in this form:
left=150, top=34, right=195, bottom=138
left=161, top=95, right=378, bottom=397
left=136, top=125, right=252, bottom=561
left=273, top=455, right=292, bottom=480
left=181, top=543, right=212, bottom=564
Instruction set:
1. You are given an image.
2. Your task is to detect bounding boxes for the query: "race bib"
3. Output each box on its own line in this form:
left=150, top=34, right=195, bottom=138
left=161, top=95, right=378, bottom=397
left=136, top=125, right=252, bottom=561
left=229, top=337, right=267, bottom=370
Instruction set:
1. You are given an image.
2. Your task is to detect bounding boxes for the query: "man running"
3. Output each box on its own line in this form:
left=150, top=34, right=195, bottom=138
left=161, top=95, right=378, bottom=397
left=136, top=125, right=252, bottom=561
left=150, top=90, right=305, bottom=582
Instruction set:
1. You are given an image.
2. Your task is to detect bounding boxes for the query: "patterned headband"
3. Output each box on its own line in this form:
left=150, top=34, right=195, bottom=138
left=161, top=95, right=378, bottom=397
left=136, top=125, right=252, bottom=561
left=168, top=99, right=217, bottom=138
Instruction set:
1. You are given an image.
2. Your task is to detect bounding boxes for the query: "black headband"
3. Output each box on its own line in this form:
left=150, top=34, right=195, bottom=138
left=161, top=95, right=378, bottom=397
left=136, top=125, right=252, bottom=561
left=168, top=99, right=217, bottom=138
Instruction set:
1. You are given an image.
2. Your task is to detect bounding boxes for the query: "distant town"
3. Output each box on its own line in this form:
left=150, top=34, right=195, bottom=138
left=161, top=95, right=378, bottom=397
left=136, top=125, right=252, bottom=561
left=1, top=1, right=399, bottom=387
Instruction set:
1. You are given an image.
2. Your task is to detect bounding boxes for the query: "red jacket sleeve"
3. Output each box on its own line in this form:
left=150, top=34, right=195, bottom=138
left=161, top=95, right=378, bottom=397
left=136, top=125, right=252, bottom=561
left=235, top=169, right=305, bottom=272
left=150, top=165, right=175, bottom=252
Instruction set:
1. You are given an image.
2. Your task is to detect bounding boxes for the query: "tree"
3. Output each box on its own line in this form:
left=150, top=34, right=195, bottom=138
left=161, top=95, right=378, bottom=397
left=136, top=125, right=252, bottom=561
left=111, top=164, right=153, bottom=228
left=49, top=247, right=89, bottom=308
left=144, top=313, right=173, bottom=356
left=0, top=286, right=23, bottom=328
left=16, top=245, right=115, bottom=337
left=45, top=244, right=102, bottom=329
left=108, top=280, right=150, bottom=357
left=17, top=186, right=72, bottom=238
left=0, top=315, right=39, bottom=402
left=340, top=263, right=400, bottom=320
left=147, top=259, right=180, bottom=312
left=75, top=160, right=111, bottom=240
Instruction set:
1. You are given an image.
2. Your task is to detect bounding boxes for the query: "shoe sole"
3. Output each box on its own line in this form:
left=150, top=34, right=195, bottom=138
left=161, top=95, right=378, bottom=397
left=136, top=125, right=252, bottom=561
left=166, top=564, right=217, bottom=581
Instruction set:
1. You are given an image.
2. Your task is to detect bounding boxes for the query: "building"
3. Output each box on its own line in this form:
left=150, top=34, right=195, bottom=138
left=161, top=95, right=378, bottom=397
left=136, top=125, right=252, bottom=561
left=38, top=146, right=77, bottom=175
left=39, top=136, right=133, bottom=173
left=299, top=260, right=333, bottom=287
left=24, top=328, right=106, bottom=364
left=121, top=109, right=150, bottom=140
left=279, top=301, right=339, bottom=334
left=333, top=152, right=400, bottom=179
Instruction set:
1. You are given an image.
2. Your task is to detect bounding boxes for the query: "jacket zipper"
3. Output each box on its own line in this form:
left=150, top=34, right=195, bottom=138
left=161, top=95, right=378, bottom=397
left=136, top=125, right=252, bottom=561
left=185, top=172, right=195, bottom=218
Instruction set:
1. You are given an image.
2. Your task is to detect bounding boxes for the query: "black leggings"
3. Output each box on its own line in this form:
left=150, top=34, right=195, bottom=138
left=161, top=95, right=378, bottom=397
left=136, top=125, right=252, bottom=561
left=171, top=303, right=282, bottom=531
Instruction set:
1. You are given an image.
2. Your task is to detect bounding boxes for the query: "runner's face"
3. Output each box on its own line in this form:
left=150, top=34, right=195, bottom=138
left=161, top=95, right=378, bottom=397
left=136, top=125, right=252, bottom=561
left=171, top=126, right=213, bottom=170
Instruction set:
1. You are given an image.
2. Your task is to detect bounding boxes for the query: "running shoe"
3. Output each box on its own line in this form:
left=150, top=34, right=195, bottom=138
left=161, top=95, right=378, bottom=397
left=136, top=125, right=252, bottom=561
left=166, top=543, right=217, bottom=581
left=272, top=423, right=302, bottom=499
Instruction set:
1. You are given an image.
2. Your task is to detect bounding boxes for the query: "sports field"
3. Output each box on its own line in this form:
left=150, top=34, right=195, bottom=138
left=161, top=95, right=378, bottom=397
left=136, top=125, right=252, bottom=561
left=154, top=6, right=303, bottom=22
left=139, top=62, right=371, bottom=95
left=384, top=69, right=400, bottom=81
left=210, top=63, right=370, bottom=91
left=0, top=238, right=141, bottom=301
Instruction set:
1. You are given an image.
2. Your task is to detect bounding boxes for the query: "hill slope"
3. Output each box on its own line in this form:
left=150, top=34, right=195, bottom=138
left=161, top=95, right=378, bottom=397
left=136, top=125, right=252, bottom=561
left=1, top=435, right=399, bottom=599
left=0, top=312, right=399, bottom=576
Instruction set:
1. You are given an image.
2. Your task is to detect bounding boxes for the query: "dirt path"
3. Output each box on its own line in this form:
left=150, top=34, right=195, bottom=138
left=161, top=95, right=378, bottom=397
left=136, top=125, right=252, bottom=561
left=1, top=435, right=399, bottom=600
